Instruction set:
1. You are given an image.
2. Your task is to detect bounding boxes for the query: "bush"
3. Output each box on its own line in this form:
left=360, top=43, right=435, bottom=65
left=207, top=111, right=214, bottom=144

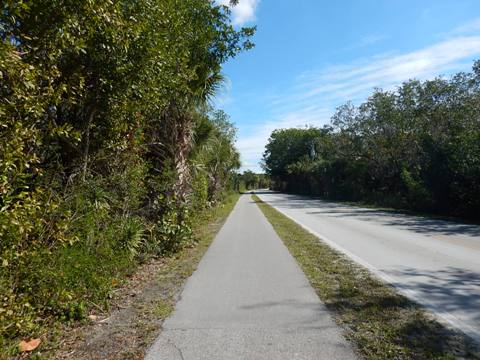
left=150, top=197, right=193, bottom=255
left=0, top=0, right=250, bottom=353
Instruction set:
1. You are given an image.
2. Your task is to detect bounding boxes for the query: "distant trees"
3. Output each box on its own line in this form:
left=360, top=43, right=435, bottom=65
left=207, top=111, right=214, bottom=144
left=235, top=170, right=271, bottom=190
left=263, top=61, right=480, bottom=220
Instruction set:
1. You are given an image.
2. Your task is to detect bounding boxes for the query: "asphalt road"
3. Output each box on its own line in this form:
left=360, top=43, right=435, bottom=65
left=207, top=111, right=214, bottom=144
left=146, top=195, right=356, bottom=360
left=256, top=191, right=480, bottom=343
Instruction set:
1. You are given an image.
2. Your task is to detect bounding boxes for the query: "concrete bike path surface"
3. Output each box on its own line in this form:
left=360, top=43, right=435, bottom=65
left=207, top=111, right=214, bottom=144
left=146, top=194, right=356, bottom=360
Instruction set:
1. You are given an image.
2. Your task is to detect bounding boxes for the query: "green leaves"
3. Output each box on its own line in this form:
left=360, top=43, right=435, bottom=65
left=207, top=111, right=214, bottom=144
left=263, top=61, right=480, bottom=218
left=1, top=0, right=253, bottom=346
left=263, top=127, right=325, bottom=177
left=192, top=109, right=240, bottom=201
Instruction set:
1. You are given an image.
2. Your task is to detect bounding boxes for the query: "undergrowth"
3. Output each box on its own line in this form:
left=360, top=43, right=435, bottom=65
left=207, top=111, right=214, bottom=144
left=0, top=171, right=236, bottom=358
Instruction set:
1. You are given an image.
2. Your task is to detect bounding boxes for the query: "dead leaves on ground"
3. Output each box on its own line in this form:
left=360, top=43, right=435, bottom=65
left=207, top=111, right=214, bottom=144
left=19, top=338, right=41, bottom=352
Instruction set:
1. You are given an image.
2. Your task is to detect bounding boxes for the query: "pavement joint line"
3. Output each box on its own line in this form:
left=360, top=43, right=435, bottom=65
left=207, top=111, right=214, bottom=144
left=257, top=194, right=480, bottom=345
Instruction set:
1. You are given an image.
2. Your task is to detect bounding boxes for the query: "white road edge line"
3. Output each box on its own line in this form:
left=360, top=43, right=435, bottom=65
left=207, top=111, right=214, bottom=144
left=258, top=195, right=480, bottom=345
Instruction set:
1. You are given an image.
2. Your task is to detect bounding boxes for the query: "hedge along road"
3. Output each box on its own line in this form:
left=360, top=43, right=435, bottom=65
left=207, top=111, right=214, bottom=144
left=146, top=194, right=356, bottom=360
left=255, top=190, right=480, bottom=344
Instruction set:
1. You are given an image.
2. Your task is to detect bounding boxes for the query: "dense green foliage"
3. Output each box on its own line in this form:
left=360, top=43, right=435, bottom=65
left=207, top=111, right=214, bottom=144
left=233, top=170, right=271, bottom=190
left=0, top=0, right=253, bottom=346
left=263, top=62, right=480, bottom=220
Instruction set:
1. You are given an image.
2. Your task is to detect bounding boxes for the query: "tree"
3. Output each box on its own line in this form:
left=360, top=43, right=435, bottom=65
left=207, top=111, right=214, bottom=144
left=0, top=0, right=254, bottom=341
left=262, top=61, right=480, bottom=219
left=241, top=170, right=257, bottom=189
left=192, top=110, right=241, bottom=201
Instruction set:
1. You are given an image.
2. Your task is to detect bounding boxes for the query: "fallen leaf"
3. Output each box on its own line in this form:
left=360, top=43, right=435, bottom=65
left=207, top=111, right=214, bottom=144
left=19, top=338, right=41, bottom=352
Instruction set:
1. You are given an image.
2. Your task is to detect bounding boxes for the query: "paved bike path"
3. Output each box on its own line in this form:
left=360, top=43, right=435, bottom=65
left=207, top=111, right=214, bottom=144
left=146, top=194, right=356, bottom=359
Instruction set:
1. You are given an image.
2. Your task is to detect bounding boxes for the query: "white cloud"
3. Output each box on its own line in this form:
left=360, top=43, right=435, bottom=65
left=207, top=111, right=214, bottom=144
left=299, top=36, right=480, bottom=103
left=338, top=34, right=390, bottom=53
left=449, top=17, right=480, bottom=36
left=236, top=30, right=480, bottom=172
left=218, top=0, right=259, bottom=26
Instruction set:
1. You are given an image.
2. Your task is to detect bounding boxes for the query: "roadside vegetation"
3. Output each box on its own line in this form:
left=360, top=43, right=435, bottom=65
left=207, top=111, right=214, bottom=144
left=0, top=0, right=253, bottom=356
left=262, top=62, right=480, bottom=220
left=253, top=194, right=479, bottom=359
left=233, top=170, right=271, bottom=191
left=50, top=192, right=240, bottom=359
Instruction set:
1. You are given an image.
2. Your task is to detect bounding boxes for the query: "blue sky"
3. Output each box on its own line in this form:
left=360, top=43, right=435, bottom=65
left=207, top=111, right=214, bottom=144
left=215, top=0, right=480, bottom=172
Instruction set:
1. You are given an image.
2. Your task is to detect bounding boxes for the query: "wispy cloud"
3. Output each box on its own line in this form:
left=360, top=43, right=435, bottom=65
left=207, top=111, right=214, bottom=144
left=297, top=36, right=480, bottom=104
left=449, top=17, right=480, bottom=36
left=235, top=21, right=480, bottom=172
left=218, top=0, right=259, bottom=26
left=338, top=34, right=389, bottom=53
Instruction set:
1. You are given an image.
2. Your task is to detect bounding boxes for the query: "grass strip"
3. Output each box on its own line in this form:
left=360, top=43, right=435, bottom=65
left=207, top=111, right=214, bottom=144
left=252, top=194, right=479, bottom=360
